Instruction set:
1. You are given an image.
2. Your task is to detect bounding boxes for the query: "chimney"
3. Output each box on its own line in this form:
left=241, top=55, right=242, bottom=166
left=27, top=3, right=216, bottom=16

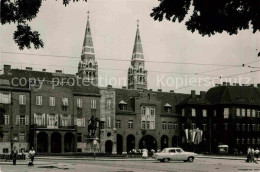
left=107, top=85, right=112, bottom=88
left=242, top=84, right=245, bottom=86
left=42, top=69, right=46, bottom=72
left=257, top=84, right=260, bottom=88
left=215, top=84, right=219, bottom=87
left=26, top=67, right=32, bottom=71
left=4, top=65, right=11, bottom=74
left=149, top=89, right=153, bottom=92
left=170, top=90, right=174, bottom=93
left=191, top=90, right=196, bottom=98
left=158, top=89, right=162, bottom=92
left=223, top=82, right=227, bottom=86
left=200, top=91, right=206, bottom=99
left=55, top=70, right=62, bottom=73
left=122, top=86, right=126, bottom=89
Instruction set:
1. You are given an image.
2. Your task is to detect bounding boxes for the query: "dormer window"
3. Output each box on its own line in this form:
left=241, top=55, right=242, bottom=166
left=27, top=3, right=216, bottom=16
left=119, top=100, right=127, bottom=111
left=164, top=103, right=172, bottom=113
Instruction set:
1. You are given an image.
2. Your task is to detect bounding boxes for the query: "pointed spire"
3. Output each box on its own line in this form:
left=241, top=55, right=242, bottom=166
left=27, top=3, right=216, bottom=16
left=81, top=11, right=95, bottom=57
left=132, top=19, right=144, bottom=60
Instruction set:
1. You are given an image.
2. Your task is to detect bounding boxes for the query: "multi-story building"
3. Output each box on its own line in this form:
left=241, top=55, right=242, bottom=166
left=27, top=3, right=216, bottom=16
left=0, top=65, right=101, bottom=154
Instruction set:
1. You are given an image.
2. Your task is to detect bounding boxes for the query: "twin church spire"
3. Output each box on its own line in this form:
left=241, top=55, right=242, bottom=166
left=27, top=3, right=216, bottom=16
left=78, top=14, right=147, bottom=89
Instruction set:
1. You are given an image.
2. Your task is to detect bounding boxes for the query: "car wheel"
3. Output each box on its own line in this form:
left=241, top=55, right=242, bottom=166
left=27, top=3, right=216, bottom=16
left=163, top=158, right=169, bottom=162
left=187, top=157, right=194, bottom=162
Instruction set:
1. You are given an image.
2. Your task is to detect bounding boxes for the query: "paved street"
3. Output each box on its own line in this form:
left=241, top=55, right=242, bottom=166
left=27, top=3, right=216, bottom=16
left=1, top=158, right=260, bottom=172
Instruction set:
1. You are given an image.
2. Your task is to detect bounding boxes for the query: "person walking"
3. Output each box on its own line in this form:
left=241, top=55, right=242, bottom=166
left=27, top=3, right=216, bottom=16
left=251, top=148, right=255, bottom=163
left=28, top=147, right=35, bottom=166
left=12, top=146, right=18, bottom=165
left=255, top=148, right=259, bottom=162
left=246, top=147, right=251, bottom=162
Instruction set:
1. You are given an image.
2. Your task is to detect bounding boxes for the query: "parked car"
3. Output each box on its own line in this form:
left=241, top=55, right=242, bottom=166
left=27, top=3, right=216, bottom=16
left=153, top=147, right=198, bottom=162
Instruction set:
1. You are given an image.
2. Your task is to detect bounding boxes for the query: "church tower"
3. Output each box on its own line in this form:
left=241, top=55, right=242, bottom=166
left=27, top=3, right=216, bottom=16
left=128, top=21, right=147, bottom=89
left=78, top=12, right=98, bottom=86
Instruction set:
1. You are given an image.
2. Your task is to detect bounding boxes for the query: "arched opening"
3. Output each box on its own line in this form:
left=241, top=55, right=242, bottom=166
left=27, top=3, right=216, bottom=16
left=89, top=63, right=92, bottom=68
left=172, top=135, right=178, bottom=147
left=161, top=135, right=169, bottom=150
left=127, top=134, right=135, bottom=153
left=64, top=132, right=75, bottom=153
left=37, top=132, right=48, bottom=153
left=51, top=132, right=62, bottom=153
left=117, top=134, right=123, bottom=154
left=105, top=140, right=113, bottom=154
left=140, top=68, right=142, bottom=73
left=139, top=135, right=157, bottom=152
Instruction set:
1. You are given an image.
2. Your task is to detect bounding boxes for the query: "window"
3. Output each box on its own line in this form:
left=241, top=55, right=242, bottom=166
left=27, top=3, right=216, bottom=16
left=224, top=108, right=229, bottom=119
left=3, top=132, right=9, bottom=142
left=242, top=109, right=245, bottom=117
left=252, top=124, right=256, bottom=131
left=34, top=114, right=45, bottom=126
left=106, top=99, right=112, bottom=109
left=247, top=138, right=250, bottom=144
left=242, top=124, right=246, bottom=131
left=191, top=123, right=196, bottom=129
left=19, top=95, right=26, bottom=105
left=19, top=115, right=25, bottom=125
left=61, top=115, right=70, bottom=126
left=203, top=124, right=207, bottom=131
left=77, top=133, right=82, bottom=142
left=76, top=118, right=85, bottom=127
left=213, top=124, right=217, bottom=130
left=236, top=138, right=240, bottom=145
left=49, top=97, right=55, bottom=106
left=202, top=109, right=207, bottom=117
left=257, top=138, right=260, bottom=145
left=77, top=98, right=82, bottom=108
left=62, top=98, right=69, bottom=106
left=47, top=114, right=55, bottom=127
left=91, top=99, right=96, bottom=109
left=173, top=123, right=178, bottom=130
left=0, top=93, right=11, bottom=104
left=141, top=121, right=145, bottom=129
left=247, top=124, right=251, bottom=131
left=4, top=115, right=9, bottom=125
left=128, top=120, right=133, bottom=129
left=150, top=121, right=155, bottom=129
left=107, top=116, right=111, bottom=128
left=36, top=96, right=42, bottom=105
left=258, top=111, right=260, bottom=118
left=182, top=109, right=185, bottom=116
left=236, top=108, right=240, bottom=117
left=150, top=107, right=155, bottom=115
left=141, top=107, right=146, bottom=115
left=146, top=121, right=150, bottom=129
left=252, top=138, right=256, bottom=145
left=19, top=132, right=25, bottom=142
left=252, top=110, right=256, bottom=117
left=224, top=123, right=228, bottom=131
left=214, top=110, right=217, bottom=117
left=247, top=109, right=251, bottom=117
left=236, top=124, right=240, bottom=131
left=3, top=148, right=9, bottom=154
left=168, top=122, right=173, bottom=129
left=116, top=120, right=121, bottom=128
left=191, top=108, right=196, bottom=117
left=162, top=122, right=167, bottom=130
left=181, top=123, right=185, bottom=130
left=242, top=138, right=245, bottom=144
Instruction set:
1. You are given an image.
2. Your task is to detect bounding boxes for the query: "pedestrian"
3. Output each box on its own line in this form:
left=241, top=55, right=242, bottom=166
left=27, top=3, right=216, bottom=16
left=251, top=148, right=255, bottom=163
left=255, top=148, right=259, bottom=161
left=246, top=147, right=251, bottom=162
left=21, top=149, right=25, bottom=160
left=12, top=146, right=18, bottom=165
left=28, top=147, right=35, bottom=166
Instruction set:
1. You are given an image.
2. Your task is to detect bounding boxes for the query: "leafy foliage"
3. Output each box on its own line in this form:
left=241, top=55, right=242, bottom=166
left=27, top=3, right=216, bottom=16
left=151, top=0, right=260, bottom=36
left=1, top=0, right=87, bottom=50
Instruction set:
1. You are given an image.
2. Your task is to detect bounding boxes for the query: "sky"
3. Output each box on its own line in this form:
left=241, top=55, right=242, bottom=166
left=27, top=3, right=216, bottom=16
left=1, top=0, right=260, bottom=94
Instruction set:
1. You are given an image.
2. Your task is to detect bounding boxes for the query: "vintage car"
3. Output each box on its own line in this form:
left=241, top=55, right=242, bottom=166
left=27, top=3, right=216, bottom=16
left=153, top=147, right=198, bottom=162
